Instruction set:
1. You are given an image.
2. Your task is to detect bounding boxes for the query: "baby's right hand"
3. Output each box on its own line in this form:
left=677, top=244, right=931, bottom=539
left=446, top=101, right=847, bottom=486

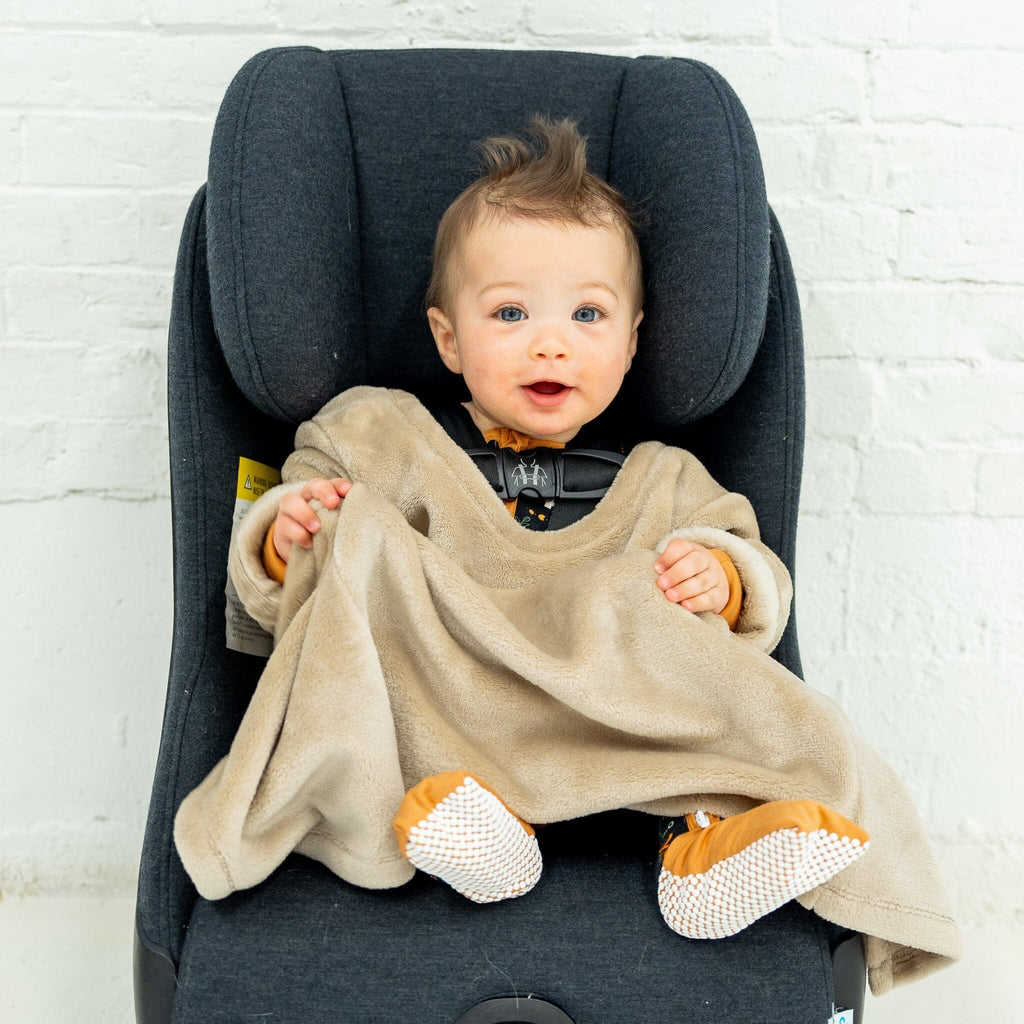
left=273, top=477, right=352, bottom=563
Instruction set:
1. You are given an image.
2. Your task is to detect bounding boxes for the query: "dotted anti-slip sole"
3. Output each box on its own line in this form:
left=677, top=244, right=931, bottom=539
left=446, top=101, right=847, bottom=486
left=403, top=776, right=543, bottom=904
left=658, top=826, right=869, bottom=939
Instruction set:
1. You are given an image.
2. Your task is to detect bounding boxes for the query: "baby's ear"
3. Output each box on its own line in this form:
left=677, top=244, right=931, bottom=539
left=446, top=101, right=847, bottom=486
left=626, top=309, right=643, bottom=369
left=427, top=307, right=462, bottom=374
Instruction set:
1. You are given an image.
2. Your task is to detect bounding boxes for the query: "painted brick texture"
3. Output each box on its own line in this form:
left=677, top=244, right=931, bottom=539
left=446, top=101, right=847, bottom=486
left=1, top=2, right=1020, bottom=972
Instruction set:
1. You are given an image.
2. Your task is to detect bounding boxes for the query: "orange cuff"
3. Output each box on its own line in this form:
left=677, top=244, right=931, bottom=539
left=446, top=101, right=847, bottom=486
left=709, top=549, right=742, bottom=631
left=262, top=522, right=288, bottom=584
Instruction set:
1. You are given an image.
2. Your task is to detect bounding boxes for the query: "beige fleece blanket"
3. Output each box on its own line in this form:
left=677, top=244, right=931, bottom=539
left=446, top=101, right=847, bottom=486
left=175, top=386, right=960, bottom=994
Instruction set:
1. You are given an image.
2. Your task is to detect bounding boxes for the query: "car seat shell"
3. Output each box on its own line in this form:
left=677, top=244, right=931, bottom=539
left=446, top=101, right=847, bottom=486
left=134, top=47, right=865, bottom=1024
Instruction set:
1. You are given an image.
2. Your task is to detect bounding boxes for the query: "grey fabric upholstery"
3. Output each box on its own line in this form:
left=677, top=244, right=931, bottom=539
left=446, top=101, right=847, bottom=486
left=136, top=47, right=858, bottom=1024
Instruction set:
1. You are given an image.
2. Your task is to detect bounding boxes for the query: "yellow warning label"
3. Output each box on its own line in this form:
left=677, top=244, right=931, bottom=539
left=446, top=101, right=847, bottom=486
left=236, top=457, right=281, bottom=502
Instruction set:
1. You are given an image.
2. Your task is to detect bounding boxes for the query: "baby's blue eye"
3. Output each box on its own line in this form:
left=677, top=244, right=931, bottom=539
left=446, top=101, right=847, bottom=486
left=497, top=307, right=525, bottom=322
left=573, top=306, right=601, bottom=323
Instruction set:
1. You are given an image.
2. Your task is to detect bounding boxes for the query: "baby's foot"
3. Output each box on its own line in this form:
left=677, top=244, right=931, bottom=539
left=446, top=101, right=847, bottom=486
left=657, top=801, right=870, bottom=939
left=392, top=772, right=542, bottom=903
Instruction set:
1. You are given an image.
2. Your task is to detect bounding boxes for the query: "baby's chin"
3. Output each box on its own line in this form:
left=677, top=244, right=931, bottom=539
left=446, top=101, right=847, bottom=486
left=463, top=397, right=590, bottom=445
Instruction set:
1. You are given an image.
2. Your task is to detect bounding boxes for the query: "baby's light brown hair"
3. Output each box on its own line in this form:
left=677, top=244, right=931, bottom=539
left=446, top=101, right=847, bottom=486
left=425, top=116, right=644, bottom=316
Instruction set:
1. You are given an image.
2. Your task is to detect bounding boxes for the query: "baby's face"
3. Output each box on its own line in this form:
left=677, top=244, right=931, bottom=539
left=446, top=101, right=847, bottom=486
left=427, top=216, right=642, bottom=443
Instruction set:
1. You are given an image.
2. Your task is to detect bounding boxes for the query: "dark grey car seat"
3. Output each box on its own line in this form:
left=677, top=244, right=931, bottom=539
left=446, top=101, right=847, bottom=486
left=134, top=47, right=866, bottom=1024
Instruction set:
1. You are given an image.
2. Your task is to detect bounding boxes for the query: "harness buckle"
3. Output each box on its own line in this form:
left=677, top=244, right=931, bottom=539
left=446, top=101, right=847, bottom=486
left=467, top=447, right=625, bottom=502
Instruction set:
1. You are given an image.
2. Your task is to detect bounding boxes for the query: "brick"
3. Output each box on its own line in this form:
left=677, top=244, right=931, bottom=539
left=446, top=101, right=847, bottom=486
left=951, top=291, right=1024, bottom=361
left=803, top=285, right=942, bottom=359
left=150, top=0, right=276, bottom=26
left=943, top=838, right=1024, bottom=927
left=757, top=127, right=817, bottom=200
left=820, top=654, right=950, bottom=753
left=898, top=209, right=1024, bottom=286
left=273, top=0, right=438, bottom=35
left=909, top=0, right=1024, bottom=49
left=0, top=422, right=62, bottom=497
left=927, top=667, right=1024, bottom=816
left=525, top=0, right=652, bottom=41
left=646, top=1, right=775, bottom=44
left=775, top=201, right=899, bottom=283
left=3, top=495, right=170, bottom=833
left=876, top=127, right=1023, bottom=212
left=691, top=48, right=866, bottom=124
left=807, top=127, right=877, bottom=201
left=25, top=0, right=148, bottom=21
left=136, top=33, right=286, bottom=113
left=780, top=0, right=911, bottom=46
left=846, top=516, right=1021, bottom=660
left=0, top=343, right=163, bottom=422
left=0, top=189, right=139, bottom=267
left=0, top=32, right=262, bottom=117
left=5, top=267, right=171, bottom=343
left=0, top=30, right=148, bottom=110
left=136, top=191, right=197, bottom=270
left=798, top=438, right=859, bottom=515
left=0, top=115, right=20, bottom=185
left=793, top=513, right=853, bottom=661
left=810, top=126, right=1023, bottom=210
left=327, top=0, right=526, bottom=41
left=801, top=285, right=1021, bottom=361
left=4, top=496, right=170, bottom=649
left=0, top=417, right=168, bottom=499
left=977, top=452, right=1024, bottom=517
left=874, top=363, right=1024, bottom=445
left=805, top=358, right=876, bottom=440
left=872, top=50, right=1024, bottom=127
left=25, top=113, right=212, bottom=188
left=0, top=822, right=144, bottom=895
left=858, top=447, right=978, bottom=514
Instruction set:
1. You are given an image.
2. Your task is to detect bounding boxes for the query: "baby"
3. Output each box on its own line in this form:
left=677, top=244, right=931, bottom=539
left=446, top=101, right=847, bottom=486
left=257, top=118, right=868, bottom=940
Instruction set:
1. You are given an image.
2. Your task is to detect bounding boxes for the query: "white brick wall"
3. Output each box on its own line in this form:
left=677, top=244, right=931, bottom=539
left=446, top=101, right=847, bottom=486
left=1, top=0, right=1021, bottom=1005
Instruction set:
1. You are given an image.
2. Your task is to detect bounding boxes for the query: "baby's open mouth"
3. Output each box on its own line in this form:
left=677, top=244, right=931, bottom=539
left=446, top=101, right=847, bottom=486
left=523, top=381, right=572, bottom=408
left=526, top=381, right=569, bottom=396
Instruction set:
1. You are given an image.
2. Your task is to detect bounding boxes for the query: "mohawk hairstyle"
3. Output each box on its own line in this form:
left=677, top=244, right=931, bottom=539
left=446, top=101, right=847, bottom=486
left=425, top=116, right=643, bottom=315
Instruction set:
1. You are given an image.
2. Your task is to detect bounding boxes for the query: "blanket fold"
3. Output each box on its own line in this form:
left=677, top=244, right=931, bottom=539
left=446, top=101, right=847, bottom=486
left=174, top=387, right=960, bottom=994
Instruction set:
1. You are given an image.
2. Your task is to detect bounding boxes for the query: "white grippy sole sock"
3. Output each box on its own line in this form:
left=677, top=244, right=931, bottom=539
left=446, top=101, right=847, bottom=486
left=658, top=825, right=869, bottom=939
left=401, top=775, right=542, bottom=904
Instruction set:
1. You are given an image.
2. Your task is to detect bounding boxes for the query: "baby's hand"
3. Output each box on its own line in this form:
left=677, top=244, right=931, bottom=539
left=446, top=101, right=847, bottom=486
left=274, top=477, right=352, bottom=563
left=654, top=538, right=729, bottom=614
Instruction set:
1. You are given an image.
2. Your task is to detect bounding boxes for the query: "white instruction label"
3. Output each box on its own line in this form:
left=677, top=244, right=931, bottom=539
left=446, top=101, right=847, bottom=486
left=225, top=457, right=281, bottom=657
left=828, top=1010, right=854, bottom=1024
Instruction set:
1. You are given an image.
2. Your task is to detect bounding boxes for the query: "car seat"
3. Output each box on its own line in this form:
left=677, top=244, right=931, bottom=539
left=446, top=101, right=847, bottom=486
left=133, top=47, right=867, bottom=1024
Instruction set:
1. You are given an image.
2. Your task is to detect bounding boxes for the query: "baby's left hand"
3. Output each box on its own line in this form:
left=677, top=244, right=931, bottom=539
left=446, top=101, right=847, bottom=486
left=654, top=538, right=729, bottom=615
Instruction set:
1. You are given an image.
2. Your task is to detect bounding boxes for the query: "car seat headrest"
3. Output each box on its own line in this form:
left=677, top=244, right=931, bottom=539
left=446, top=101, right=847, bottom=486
left=206, top=48, right=769, bottom=429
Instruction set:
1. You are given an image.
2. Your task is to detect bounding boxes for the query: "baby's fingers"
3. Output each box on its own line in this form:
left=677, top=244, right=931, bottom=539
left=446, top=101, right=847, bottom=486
left=655, top=545, right=729, bottom=613
left=301, top=477, right=351, bottom=509
left=653, top=537, right=699, bottom=575
left=279, top=491, right=322, bottom=536
left=660, top=570, right=721, bottom=608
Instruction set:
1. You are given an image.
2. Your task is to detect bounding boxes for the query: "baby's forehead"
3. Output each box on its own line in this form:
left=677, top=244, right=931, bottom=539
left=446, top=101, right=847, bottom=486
left=455, top=212, right=643, bottom=307
left=458, top=211, right=632, bottom=263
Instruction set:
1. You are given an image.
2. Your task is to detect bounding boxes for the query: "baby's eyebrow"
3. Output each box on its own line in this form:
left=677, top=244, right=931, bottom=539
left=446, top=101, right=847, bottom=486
left=577, top=282, right=619, bottom=298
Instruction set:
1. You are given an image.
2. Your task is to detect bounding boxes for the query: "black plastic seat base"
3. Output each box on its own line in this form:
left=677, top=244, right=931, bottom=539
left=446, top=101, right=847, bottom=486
left=453, top=995, right=576, bottom=1023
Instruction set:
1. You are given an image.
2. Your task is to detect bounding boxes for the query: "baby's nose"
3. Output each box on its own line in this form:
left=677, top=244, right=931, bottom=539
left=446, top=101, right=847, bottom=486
left=529, top=324, right=569, bottom=359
